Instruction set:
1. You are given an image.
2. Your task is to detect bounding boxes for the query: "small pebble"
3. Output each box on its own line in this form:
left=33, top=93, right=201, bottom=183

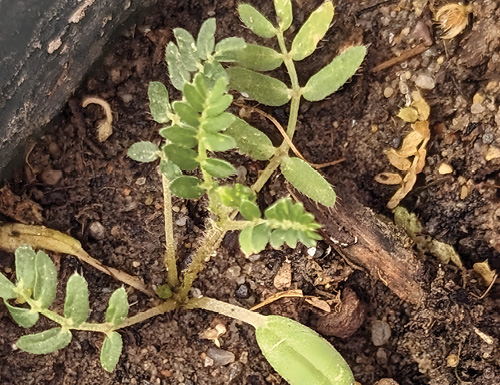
left=206, top=347, right=235, bottom=366
left=48, top=142, right=62, bottom=158
left=136, top=177, right=147, bottom=186
left=415, top=74, right=435, bottom=90
left=482, top=133, right=494, bottom=144
left=235, top=283, right=251, bottom=299
left=371, top=320, right=392, bottom=346
left=88, top=221, right=106, bottom=240
left=383, top=87, right=394, bottom=98
left=40, top=169, right=63, bottom=185
left=175, top=216, right=188, bottom=227
left=132, top=261, right=141, bottom=268
left=438, top=163, right=453, bottom=175
left=226, top=265, right=241, bottom=280
left=471, top=103, right=485, bottom=114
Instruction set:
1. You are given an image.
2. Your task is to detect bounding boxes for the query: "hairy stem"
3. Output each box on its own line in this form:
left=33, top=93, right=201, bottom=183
left=161, top=175, right=178, bottom=288
left=115, top=299, right=178, bottom=329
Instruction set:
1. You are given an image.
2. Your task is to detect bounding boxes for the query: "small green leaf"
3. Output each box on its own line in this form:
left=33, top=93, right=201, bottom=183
left=170, top=176, right=205, bottom=199
left=156, top=284, right=173, bottom=299
left=159, top=125, right=198, bottom=148
left=4, top=300, right=39, bottom=328
left=303, top=45, right=366, bottom=102
left=164, top=144, right=199, bottom=170
left=64, top=273, right=89, bottom=327
left=205, top=94, right=233, bottom=117
left=203, top=61, right=228, bottom=88
left=238, top=4, right=276, bottom=38
left=240, top=200, right=261, bottom=221
left=274, top=0, right=293, bottom=31
left=160, top=159, right=183, bottom=181
left=105, top=287, right=128, bottom=326
left=227, top=67, right=290, bottom=106
left=281, top=157, right=336, bottom=207
left=216, top=184, right=257, bottom=208
left=16, top=327, right=72, bottom=355
left=255, top=315, right=354, bottom=385
left=183, top=82, right=205, bottom=112
left=291, top=1, right=334, bottom=61
left=197, top=18, right=216, bottom=60
left=204, top=133, right=237, bottom=152
left=148, top=82, right=171, bottom=124
left=173, top=101, right=200, bottom=127
left=201, top=112, right=236, bottom=133
left=127, top=141, right=160, bottom=163
left=15, top=245, right=36, bottom=290
left=100, top=332, right=123, bottom=372
left=33, top=250, right=57, bottom=308
left=202, top=159, right=236, bottom=178
left=173, top=28, right=199, bottom=72
left=231, top=44, right=284, bottom=71
left=226, top=117, right=275, bottom=160
left=214, top=37, right=247, bottom=61
left=0, top=273, right=16, bottom=300
left=166, top=42, right=191, bottom=91
left=239, top=224, right=271, bottom=256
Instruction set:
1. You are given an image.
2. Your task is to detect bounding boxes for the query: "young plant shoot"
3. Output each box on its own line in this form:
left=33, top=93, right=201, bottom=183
left=0, top=1, right=365, bottom=384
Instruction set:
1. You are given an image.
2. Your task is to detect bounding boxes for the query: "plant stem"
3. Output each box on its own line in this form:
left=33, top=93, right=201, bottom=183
left=185, top=296, right=266, bottom=329
left=115, top=299, right=178, bottom=329
left=161, top=175, right=178, bottom=288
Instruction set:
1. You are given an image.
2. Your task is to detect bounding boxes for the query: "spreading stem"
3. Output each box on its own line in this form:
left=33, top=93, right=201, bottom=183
left=161, top=175, right=178, bottom=288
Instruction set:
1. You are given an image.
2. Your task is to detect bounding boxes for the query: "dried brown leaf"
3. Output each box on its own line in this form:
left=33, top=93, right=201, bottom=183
left=384, top=149, right=412, bottom=170
left=397, top=107, right=419, bottom=122
left=305, top=297, right=331, bottom=313
left=413, top=121, right=430, bottom=139
left=396, top=131, right=423, bottom=157
left=374, top=172, right=403, bottom=185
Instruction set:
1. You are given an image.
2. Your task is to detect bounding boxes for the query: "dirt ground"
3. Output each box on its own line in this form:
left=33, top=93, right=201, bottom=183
left=1, top=0, right=500, bottom=384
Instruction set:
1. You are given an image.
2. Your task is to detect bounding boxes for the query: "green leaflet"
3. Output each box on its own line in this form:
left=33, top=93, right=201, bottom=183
left=227, top=67, right=291, bottom=106
left=105, top=288, right=129, bottom=326
left=225, top=117, right=275, bottom=161
left=100, top=332, right=123, bottom=372
left=64, top=273, right=89, bottom=327
left=280, top=157, right=336, bottom=207
left=16, top=327, right=72, bottom=355
left=0, top=273, right=16, bottom=300
left=274, top=0, right=293, bottom=31
left=216, top=183, right=261, bottom=220
left=201, top=112, right=235, bottom=133
left=238, top=4, right=276, bottom=38
left=214, top=37, right=246, bottom=62
left=205, top=94, right=233, bottom=117
left=164, top=144, right=199, bottom=170
left=148, top=82, right=171, bottom=123
left=202, top=159, right=236, bottom=178
left=240, top=200, right=261, bottom=221
left=4, top=300, right=39, bottom=328
left=184, top=82, right=205, bottom=112
left=170, top=176, right=205, bottom=199
left=15, top=244, right=36, bottom=290
left=303, top=46, right=366, bottom=102
left=197, top=18, right=216, bottom=60
left=159, top=125, right=198, bottom=148
left=239, top=224, right=271, bottom=256
left=204, top=133, right=237, bottom=152
left=166, top=42, right=191, bottom=91
left=160, top=159, right=182, bottom=181
left=230, top=43, right=284, bottom=72
left=127, top=141, right=160, bottom=163
left=173, top=101, right=200, bottom=127
left=173, top=28, right=199, bottom=72
left=33, top=250, right=57, bottom=309
left=291, top=1, right=334, bottom=61
left=256, top=316, right=354, bottom=385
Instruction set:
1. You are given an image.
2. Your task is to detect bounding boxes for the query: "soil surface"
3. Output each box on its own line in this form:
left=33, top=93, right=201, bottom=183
left=1, top=1, right=500, bottom=384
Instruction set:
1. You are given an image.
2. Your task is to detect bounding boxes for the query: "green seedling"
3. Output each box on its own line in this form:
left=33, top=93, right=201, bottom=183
left=0, top=1, right=365, bottom=384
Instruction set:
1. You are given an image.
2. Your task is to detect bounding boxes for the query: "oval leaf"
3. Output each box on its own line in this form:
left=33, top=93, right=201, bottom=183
left=164, top=144, right=199, bottom=170
left=148, top=82, right=171, bottom=124
left=214, top=37, right=247, bottom=62
left=166, top=42, right=191, bottom=91
left=64, top=273, right=89, bottom=326
left=201, top=112, right=235, bottom=133
left=173, top=28, right=199, bottom=72
left=231, top=44, right=284, bottom=71
left=160, top=159, right=183, bottom=181
left=238, top=4, right=276, bottom=38
left=197, top=18, right=216, bottom=60
left=303, top=45, right=366, bottom=102
left=159, top=125, right=198, bottom=148
left=15, top=244, right=36, bottom=291
left=33, top=250, right=57, bottom=308
left=127, top=141, right=160, bottom=163
left=281, top=157, right=336, bottom=206
left=202, top=158, right=236, bottom=178
left=240, top=200, right=261, bottom=221
left=4, top=300, right=39, bottom=328
left=227, top=67, right=290, bottom=106
left=0, top=273, right=16, bottom=300
left=225, top=117, right=275, bottom=160
left=173, top=101, right=200, bottom=127
left=105, top=287, right=128, bottom=326
left=16, top=327, right=72, bottom=355
left=205, top=133, right=237, bottom=152
left=291, top=1, right=334, bottom=61
left=239, top=224, right=271, bottom=256
left=274, top=0, right=293, bottom=31
left=170, top=176, right=205, bottom=199
left=100, top=332, right=123, bottom=372
left=256, top=315, right=354, bottom=385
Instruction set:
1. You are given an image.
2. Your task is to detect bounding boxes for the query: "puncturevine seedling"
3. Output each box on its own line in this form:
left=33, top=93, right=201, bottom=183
left=0, top=2, right=366, bottom=384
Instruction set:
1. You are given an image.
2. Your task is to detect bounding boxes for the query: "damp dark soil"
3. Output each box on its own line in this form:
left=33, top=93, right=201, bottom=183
left=1, top=1, right=500, bottom=384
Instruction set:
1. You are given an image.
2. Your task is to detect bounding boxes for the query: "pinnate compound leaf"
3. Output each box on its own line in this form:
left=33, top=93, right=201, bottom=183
left=303, top=45, right=366, bottom=102
left=105, top=287, right=128, bottom=326
left=239, top=224, right=271, bottom=256
left=202, top=159, right=236, bottom=178
left=230, top=44, right=283, bottom=71
left=281, top=157, right=336, bottom=207
left=64, top=273, right=89, bottom=326
left=16, top=327, right=72, bottom=355
left=173, top=28, right=199, bottom=72
left=255, top=315, right=354, bottom=385
left=166, top=42, right=191, bottom=91
left=100, top=332, right=123, bottom=372
left=0, top=273, right=16, bottom=300
left=170, top=176, right=205, bottom=199
left=4, top=300, right=39, bottom=328
left=214, top=37, right=246, bottom=61
left=160, top=159, right=182, bottom=181
left=33, top=250, right=57, bottom=308
left=197, top=18, right=216, bottom=60
left=238, top=4, right=276, bottom=38
left=204, top=133, right=237, bottom=152
left=227, top=67, right=290, bottom=106
left=15, top=244, right=37, bottom=290
left=291, top=1, right=334, bottom=61
left=159, top=125, right=198, bottom=148
left=164, top=144, right=199, bottom=170
left=274, top=0, right=293, bottom=31
left=148, top=82, right=171, bottom=124
left=127, top=141, right=160, bottom=163
left=226, top=117, right=275, bottom=160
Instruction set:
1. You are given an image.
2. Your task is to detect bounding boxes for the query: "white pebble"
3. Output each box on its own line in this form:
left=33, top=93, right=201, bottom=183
left=415, top=74, right=435, bottom=90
